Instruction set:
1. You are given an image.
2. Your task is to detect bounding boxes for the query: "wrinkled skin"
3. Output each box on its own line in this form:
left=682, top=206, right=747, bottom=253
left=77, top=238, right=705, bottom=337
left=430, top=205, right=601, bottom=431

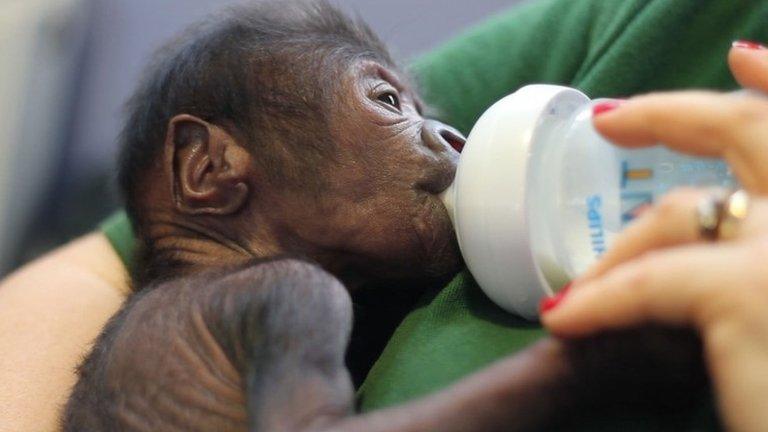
left=302, top=60, right=462, bottom=280
left=242, top=60, right=464, bottom=282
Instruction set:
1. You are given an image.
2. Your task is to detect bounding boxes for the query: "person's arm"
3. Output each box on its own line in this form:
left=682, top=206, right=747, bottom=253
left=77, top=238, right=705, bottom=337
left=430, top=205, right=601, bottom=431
left=0, top=232, right=129, bottom=432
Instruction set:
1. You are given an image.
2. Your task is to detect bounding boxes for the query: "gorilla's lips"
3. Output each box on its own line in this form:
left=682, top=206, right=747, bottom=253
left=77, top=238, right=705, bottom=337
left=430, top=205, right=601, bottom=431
left=416, top=165, right=456, bottom=195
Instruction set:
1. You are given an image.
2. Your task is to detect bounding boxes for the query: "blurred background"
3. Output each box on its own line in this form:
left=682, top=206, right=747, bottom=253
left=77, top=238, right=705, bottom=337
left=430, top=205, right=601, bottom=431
left=0, top=0, right=524, bottom=276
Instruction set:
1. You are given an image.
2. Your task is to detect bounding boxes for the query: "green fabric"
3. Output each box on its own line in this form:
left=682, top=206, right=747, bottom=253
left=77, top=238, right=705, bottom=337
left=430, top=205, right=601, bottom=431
left=357, top=0, right=768, bottom=429
left=100, top=211, right=135, bottom=270
left=100, top=0, right=768, bottom=428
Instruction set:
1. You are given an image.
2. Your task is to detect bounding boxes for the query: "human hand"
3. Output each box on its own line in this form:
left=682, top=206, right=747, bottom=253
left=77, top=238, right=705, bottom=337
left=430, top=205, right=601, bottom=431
left=541, top=41, right=768, bottom=432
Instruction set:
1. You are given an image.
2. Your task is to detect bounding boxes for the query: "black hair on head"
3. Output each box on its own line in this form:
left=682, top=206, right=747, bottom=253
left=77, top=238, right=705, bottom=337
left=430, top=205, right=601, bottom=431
left=117, top=0, right=396, bottom=287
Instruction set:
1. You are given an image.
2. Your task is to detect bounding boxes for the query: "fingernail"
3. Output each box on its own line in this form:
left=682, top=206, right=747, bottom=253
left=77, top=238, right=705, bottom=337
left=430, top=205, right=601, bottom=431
left=592, top=100, right=625, bottom=116
left=539, top=282, right=573, bottom=315
left=732, top=40, right=768, bottom=50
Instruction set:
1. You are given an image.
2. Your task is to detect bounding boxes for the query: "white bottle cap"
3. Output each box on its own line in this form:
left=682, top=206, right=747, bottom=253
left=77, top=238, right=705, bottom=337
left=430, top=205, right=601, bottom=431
left=441, top=85, right=590, bottom=320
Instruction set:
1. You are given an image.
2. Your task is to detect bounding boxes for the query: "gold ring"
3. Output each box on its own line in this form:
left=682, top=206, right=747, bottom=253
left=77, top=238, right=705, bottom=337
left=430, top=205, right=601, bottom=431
left=696, top=189, right=750, bottom=241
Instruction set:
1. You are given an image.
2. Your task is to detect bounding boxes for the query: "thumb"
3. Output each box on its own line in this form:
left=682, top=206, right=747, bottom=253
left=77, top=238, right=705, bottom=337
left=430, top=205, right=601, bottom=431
left=729, top=40, right=768, bottom=91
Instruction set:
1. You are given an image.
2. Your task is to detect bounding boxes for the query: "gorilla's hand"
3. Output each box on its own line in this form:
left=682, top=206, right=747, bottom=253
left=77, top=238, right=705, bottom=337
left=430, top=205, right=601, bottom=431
left=63, top=259, right=354, bottom=432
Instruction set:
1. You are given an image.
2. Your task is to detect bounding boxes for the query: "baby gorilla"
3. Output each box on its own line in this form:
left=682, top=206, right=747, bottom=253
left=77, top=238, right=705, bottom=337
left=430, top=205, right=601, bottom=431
left=63, top=1, right=710, bottom=431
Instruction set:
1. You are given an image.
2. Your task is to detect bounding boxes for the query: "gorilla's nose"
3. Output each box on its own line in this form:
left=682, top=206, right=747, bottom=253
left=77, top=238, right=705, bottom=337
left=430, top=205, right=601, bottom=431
left=422, top=120, right=466, bottom=153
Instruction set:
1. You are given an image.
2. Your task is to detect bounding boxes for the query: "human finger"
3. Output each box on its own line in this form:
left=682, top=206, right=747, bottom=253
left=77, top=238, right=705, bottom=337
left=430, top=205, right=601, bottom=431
left=592, top=91, right=768, bottom=193
left=729, top=40, right=768, bottom=92
left=542, top=242, right=754, bottom=337
left=578, top=188, right=705, bottom=281
left=580, top=191, right=768, bottom=283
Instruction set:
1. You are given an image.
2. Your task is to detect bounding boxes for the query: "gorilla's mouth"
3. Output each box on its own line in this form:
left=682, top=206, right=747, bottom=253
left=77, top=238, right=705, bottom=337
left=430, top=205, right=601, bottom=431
left=442, top=130, right=466, bottom=153
left=416, top=167, right=456, bottom=195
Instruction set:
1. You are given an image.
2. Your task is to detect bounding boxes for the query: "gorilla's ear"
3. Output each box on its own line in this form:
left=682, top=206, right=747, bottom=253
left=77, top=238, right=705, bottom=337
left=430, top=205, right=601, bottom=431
left=164, top=114, right=251, bottom=216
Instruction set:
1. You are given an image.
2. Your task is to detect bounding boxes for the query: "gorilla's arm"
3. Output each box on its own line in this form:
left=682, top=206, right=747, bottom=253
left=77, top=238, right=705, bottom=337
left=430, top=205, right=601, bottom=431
left=63, top=259, right=707, bottom=432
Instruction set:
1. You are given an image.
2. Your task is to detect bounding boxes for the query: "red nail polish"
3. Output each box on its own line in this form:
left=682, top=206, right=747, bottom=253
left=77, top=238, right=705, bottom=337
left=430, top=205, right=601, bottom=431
left=592, top=100, right=625, bottom=116
left=539, top=282, right=573, bottom=315
left=732, top=40, right=768, bottom=50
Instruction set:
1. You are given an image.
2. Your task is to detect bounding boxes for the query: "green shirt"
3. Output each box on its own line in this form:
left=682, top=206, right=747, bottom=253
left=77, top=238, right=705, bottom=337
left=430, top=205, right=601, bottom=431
left=102, top=0, right=768, bottom=429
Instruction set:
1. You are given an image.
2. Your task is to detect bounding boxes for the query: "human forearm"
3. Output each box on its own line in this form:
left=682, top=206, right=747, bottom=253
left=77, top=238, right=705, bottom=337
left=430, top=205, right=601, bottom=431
left=0, top=233, right=129, bottom=432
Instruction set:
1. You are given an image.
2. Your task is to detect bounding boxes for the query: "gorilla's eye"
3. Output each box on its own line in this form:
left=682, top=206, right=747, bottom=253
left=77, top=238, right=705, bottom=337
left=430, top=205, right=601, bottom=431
left=377, top=91, right=401, bottom=111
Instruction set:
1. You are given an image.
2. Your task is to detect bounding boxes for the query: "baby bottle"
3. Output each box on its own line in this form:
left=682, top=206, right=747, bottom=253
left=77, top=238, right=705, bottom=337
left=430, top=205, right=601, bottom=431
left=440, top=85, right=735, bottom=320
